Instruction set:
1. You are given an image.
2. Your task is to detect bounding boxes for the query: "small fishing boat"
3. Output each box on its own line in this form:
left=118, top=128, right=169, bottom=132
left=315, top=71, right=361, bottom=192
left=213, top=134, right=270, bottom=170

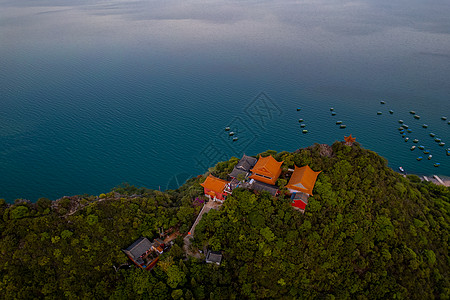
left=402, top=135, right=406, bottom=138
left=434, top=163, right=440, bottom=167
left=448, top=121, right=450, bottom=125
left=398, top=120, right=404, bottom=124
left=416, top=156, right=423, bottom=161
left=399, top=166, right=404, bottom=172
left=423, top=150, right=430, bottom=154
left=380, top=101, right=386, bottom=104
left=435, top=138, right=441, bottom=142
left=298, top=119, right=304, bottom=123
left=430, top=133, right=436, bottom=137
left=300, top=123, right=306, bottom=128
left=377, top=111, right=382, bottom=115
left=428, top=155, right=432, bottom=160
left=340, top=124, right=347, bottom=129
left=402, top=124, right=409, bottom=129
left=414, top=115, right=420, bottom=119
left=407, top=129, right=412, bottom=133
left=446, top=149, right=450, bottom=156
left=331, top=112, right=336, bottom=116
left=225, top=127, right=230, bottom=131
left=418, top=145, right=425, bottom=150
left=413, top=139, right=419, bottom=143
left=442, top=116, right=447, bottom=120
left=229, top=132, right=235, bottom=136
left=411, top=146, right=416, bottom=150
left=405, top=137, right=409, bottom=142
left=398, top=127, right=404, bottom=131
left=410, top=110, right=416, bottom=114
left=399, top=130, right=405, bottom=134
left=439, top=142, right=445, bottom=147
left=297, top=108, right=301, bottom=111
left=422, top=124, right=428, bottom=128
left=330, top=108, right=334, bottom=111
left=336, top=120, right=343, bottom=124
left=233, top=137, right=238, bottom=142
left=389, top=110, right=394, bottom=114
left=302, top=129, right=308, bottom=134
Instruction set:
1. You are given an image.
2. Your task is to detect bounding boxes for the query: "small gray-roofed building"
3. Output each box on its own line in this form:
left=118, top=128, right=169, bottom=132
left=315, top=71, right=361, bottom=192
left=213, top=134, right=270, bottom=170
left=123, top=237, right=152, bottom=263
left=206, top=250, right=223, bottom=265
left=229, top=154, right=257, bottom=178
left=252, top=180, right=279, bottom=196
left=292, top=192, right=309, bottom=203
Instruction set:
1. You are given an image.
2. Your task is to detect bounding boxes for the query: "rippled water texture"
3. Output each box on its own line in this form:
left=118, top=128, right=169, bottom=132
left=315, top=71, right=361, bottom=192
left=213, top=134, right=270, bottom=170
left=1, top=0, right=449, bottom=201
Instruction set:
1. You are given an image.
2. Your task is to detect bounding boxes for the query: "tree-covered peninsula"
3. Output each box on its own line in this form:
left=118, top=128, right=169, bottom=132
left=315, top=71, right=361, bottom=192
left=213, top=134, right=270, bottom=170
left=0, top=142, right=449, bottom=299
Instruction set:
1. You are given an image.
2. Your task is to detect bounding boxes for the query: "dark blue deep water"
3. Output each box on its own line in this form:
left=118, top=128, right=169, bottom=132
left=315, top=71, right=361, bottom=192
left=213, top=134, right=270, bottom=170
left=1, top=0, right=449, bottom=202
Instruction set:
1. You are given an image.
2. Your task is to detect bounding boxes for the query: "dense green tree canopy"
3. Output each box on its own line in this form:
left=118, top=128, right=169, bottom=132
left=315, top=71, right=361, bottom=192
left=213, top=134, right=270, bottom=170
left=0, top=142, right=448, bottom=299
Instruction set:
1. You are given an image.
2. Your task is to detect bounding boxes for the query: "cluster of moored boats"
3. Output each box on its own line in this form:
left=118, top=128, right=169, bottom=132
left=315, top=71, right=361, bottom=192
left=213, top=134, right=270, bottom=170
left=224, top=127, right=238, bottom=142
left=390, top=103, right=448, bottom=167
left=296, top=108, right=309, bottom=134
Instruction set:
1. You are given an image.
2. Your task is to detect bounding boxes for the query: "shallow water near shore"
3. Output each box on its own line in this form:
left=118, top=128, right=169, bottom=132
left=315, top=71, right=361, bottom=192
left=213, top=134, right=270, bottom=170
left=1, top=0, right=449, bottom=202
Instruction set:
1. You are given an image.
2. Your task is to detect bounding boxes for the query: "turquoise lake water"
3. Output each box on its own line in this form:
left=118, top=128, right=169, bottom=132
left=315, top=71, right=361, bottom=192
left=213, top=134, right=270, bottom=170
left=1, top=0, right=449, bottom=202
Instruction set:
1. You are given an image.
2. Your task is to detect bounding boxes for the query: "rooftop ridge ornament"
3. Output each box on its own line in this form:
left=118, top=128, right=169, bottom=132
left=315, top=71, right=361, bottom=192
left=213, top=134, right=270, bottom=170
left=344, top=134, right=356, bottom=146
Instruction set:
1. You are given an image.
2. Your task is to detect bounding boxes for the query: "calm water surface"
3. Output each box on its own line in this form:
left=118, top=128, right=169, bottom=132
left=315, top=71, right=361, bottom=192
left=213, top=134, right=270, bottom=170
left=1, top=0, right=449, bottom=201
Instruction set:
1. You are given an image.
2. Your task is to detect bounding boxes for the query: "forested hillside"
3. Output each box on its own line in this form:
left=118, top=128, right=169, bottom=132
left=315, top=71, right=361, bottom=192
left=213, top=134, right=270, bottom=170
left=0, top=142, right=448, bottom=299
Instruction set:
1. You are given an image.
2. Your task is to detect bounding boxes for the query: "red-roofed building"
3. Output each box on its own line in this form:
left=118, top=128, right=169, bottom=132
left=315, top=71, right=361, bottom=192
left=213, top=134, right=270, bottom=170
left=200, top=175, right=230, bottom=202
left=249, top=155, right=283, bottom=185
left=286, top=165, right=321, bottom=212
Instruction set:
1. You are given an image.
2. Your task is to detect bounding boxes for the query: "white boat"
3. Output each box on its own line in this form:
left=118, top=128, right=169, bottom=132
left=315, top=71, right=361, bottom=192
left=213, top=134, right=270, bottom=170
left=399, top=167, right=405, bottom=172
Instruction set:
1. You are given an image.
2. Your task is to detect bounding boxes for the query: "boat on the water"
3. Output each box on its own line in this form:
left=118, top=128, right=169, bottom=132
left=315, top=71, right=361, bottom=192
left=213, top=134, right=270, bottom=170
left=389, top=110, right=394, bottom=114
left=442, top=116, right=447, bottom=120
left=380, top=101, right=386, bottom=104
left=430, top=133, right=436, bottom=137
left=411, top=146, right=416, bottom=150
left=336, top=121, right=343, bottom=124
left=416, top=156, right=423, bottom=161
left=233, top=137, right=238, bottom=142
left=435, top=138, right=441, bottom=142
left=422, top=124, right=428, bottom=128
left=428, top=155, right=432, bottom=160
left=331, top=112, right=336, bottom=116
left=399, top=166, right=405, bottom=172
left=439, top=142, right=445, bottom=147
left=297, top=108, right=301, bottom=111
left=402, top=124, right=409, bottom=129
left=447, top=149, right=450, bottom=156
left=298, top=119, right=304, bottom=123
left=300, top=123, right=306, bottom=128
left=229, top=132, right=235, bottom=136
left=410, top=111, right=416, bottom=114
left=225, top=127, right=230, bottom=131
left=423, top=150, right=430, bottom=154
left=407, top=129, right=412, bottom=133
left=434, top=163, right=440, bottom=167
left=418, top=145, right=425, bottom=150
left=398, top=120, right=404, bottom=124
left=414, top=115, right=420, bottom=119
left=340, top=124, right=347, bottom=129
left=302, top=129, right=308, bottom=134
left=377, top=111, right=382, bottom=115
left=413, top=139, right=419, bottom=143
left=405, top=137, right=409, bottom=142
left=330, top=108, right=334, bottom=111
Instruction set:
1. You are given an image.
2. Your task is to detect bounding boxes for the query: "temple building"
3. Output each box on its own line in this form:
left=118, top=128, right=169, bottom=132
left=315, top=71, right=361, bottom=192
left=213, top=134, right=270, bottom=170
left=344, top=134, right=356, bottom=146
left=200, top=174, right=230, bottom=202
left=228, top=154, right=257, bottom=179
left=123, top=237, right=165, bottom=270
left=286, top=165, right=321, bottom=211
left=249, top=155, right=283, bottom=185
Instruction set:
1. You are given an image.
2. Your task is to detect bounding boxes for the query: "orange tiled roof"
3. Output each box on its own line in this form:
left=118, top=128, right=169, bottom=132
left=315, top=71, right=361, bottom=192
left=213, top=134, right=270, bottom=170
left=250, top=155, right=283, bottom=178
left=344, top=134, right=356, bottom=145
left=286, top=165, right=321, bottom=195
left=200, top=175, right=229, bottom=193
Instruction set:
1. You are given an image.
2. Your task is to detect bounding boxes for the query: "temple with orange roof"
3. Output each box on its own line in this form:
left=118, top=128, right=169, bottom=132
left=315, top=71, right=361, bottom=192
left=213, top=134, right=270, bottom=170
left=200, top=174, right=230, bottom=202
left=344, top=134, right=356, bottom=146
left=249, top=155, right=283, bottom=185
left=286, top=165, right=321, bottom=211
